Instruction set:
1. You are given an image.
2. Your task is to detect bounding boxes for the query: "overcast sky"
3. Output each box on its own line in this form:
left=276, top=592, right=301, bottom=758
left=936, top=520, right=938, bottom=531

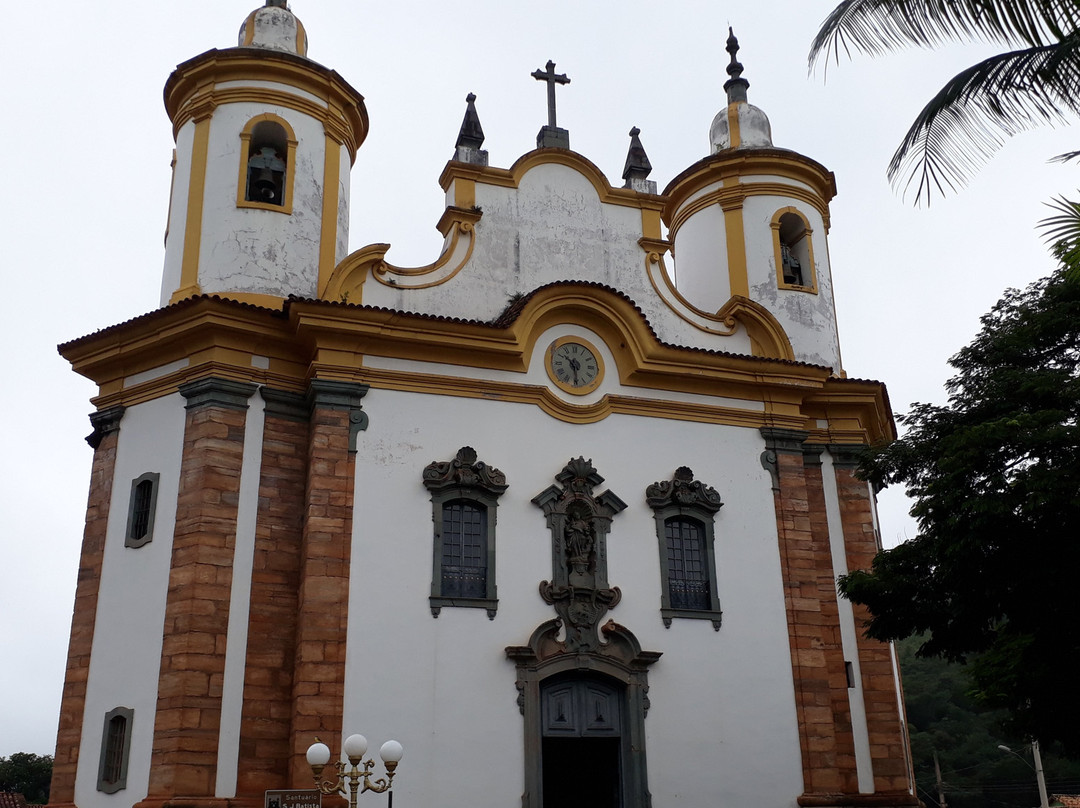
left=1, top=0, right=1074, bottom=758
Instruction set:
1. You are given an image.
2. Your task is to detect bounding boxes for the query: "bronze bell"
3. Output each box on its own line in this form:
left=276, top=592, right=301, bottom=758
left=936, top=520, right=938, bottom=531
left=246, top=146, right=286, bottom=204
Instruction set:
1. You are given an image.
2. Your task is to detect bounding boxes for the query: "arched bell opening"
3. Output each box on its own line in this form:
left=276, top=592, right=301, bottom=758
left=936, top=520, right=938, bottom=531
left=236, top=114, right=298, bottom=213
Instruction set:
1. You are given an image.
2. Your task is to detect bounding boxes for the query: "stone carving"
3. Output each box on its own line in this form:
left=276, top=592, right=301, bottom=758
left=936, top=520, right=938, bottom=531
left=532, top=457, right=627, bottom=653
left=422, top=446, right=508, bottom=495
left=645, top=466, right=723, bottom=513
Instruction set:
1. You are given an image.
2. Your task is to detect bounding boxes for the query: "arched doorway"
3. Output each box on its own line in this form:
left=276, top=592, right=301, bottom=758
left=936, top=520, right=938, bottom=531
left=540, top=675, right=624, bottom=808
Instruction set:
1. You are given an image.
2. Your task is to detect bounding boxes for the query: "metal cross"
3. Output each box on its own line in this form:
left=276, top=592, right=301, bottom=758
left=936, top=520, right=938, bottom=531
left=531, top=60, right=570, bottom=129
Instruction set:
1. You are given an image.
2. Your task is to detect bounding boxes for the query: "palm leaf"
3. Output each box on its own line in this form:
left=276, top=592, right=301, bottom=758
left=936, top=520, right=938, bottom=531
left=886, top=36, right=1080, bottom=204
left=1040, top=194, right=1080, bottom=273
left=810, top=0, right=1080, bottom=73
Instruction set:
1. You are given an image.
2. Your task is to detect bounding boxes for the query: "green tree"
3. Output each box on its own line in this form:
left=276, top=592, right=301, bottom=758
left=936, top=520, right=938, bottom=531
left=838, top=260, right=1080, bottom=752
left=898, top=636, right=1080, bottom=808
left=809, top=0, right=1080, bottom=204
left=0, top=753, right=52, bottom=805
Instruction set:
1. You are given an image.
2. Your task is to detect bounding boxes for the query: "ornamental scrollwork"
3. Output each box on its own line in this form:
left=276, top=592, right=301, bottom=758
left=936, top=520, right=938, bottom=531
left=422, top=446, right=508, bottom=496
left=645, top=466, right=723, bottom=513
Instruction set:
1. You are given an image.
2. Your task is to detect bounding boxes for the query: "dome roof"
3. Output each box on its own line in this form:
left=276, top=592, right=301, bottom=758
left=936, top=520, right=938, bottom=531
left=238, top=1, right=308, bottom=57
left=709, top=29, right=772, bottom=153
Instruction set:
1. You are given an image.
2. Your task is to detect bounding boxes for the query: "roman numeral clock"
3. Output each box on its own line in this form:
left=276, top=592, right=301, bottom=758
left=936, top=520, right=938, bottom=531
left=545, top=336, right=605, bottom=395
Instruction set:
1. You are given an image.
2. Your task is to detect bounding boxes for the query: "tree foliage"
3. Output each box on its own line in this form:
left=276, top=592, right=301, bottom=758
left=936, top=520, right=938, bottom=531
left=840, top=260, right=1080, bottom=751
left=809, top=0, right=1080, bottom=204
left=0, top=753, right=52, bottom=805
left=898, top=636, right=1080, bottom=808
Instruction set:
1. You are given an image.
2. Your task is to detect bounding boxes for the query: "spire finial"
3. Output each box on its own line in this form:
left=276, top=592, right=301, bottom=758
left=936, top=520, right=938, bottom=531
left=453, top=93, right=488, bottom=166
left=724, top=27, right=749, bottom=104
left=622, top=127, right=655, bottom=193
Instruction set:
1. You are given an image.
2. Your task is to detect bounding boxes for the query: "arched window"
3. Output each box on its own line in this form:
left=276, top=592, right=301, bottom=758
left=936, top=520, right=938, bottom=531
left=423, top=447, right=507, bottom=618
left=646, top=467, right=724, bottom=630
left=97, top=706, right=133, bottom=793
left=771, top=207, right=818, bottom=293
left=236, top=115, right=297, bottom=213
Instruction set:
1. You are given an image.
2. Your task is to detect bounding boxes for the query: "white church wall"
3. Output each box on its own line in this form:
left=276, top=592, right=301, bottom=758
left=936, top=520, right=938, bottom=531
left=669, top=201, right=731, bottom=311
left=75, top=394, right=186, bottom=808
left=160, top=121, right=196, bottom=307
left=741, top=193, right=841, bottom=369
left=336, top=142, right=351, bottom=268
left=196, top=102, right=327, bottom=299
left=343, top=386, right=803, bottom=807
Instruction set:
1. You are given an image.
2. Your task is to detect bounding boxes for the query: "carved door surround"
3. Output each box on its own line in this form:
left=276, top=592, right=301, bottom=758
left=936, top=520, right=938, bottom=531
left=506, top=457, right=661, bottom=808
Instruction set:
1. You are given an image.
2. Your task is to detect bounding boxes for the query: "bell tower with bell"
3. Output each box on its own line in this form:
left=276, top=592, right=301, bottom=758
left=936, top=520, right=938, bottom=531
left=159, top=0, right=367, bottom=307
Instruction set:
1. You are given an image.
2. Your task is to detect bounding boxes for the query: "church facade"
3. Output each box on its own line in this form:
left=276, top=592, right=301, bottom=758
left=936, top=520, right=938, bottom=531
left=49, top=3, right=917, bottom=808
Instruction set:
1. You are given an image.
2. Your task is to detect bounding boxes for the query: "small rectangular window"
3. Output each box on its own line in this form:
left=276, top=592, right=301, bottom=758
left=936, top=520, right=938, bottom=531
left=97, top=707, right=133, bottom=793
left=665, top=518, right=710, bottom=611
left=125, top=473, right=160, bottom=548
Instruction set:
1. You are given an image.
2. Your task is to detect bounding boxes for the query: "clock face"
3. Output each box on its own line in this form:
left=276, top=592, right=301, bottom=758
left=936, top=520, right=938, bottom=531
left=546, top=337, right=604, bottom=395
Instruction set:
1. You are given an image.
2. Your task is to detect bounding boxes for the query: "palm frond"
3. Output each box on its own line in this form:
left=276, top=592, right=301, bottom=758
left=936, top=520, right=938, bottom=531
left=1040, top=194, right=1080, bottom=272
left=886, top=36, right=1080, bottom=204
left=809, top=0, right=1080, bottom=73
left=1049, top=149, right=1080, bottom=162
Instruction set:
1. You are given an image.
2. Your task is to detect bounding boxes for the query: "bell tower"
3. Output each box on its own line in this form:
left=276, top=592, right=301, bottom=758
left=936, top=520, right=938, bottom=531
left=663, top=30, right=843, bottom=370
left=160, top=0, right=368, bottom=307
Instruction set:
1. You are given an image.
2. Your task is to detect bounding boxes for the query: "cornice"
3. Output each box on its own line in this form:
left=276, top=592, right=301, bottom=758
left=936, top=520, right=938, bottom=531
left=62, top=293, right=894, bottom=442
left=164, top=47, right=368, bottom=162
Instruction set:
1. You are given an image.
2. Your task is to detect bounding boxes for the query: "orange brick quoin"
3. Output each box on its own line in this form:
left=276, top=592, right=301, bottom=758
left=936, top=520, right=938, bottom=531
left=49, top=407, right=125, bottom=808
left=288, top=381, right=367, bottom=787
left=142, top=380, right=257, bottom=806
left=761, top=428, right=855, bottom=797
left=237, top=391, right=309, bottom=795
left=832, top=451, right=916, bottom=797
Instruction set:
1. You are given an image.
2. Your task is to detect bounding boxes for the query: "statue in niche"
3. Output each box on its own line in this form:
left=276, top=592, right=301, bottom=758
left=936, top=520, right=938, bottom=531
left=533, top=457, right=626, bottom=653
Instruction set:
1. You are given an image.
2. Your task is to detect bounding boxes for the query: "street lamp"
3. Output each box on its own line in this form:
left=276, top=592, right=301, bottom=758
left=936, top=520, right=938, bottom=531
left=997, top=742, right=1049, bottom=808
left=307, top=734, right=403, bottom=807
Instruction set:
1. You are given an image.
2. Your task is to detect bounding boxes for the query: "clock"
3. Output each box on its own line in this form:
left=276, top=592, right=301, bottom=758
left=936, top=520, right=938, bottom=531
left=545, top=336, right=604, bottom=395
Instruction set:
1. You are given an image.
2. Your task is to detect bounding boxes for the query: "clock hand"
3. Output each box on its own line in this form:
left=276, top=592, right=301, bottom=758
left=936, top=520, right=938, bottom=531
left=569, top=357, right=580, bottom=383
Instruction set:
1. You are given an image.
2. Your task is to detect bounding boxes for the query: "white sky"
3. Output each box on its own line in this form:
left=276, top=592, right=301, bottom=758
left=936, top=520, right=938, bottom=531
left=1, top=0, right=1074, bottom=758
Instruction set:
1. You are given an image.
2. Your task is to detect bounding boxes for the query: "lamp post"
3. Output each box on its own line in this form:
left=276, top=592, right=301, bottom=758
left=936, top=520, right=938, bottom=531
left=997, top=742, right=1049, bottom=808
left=307, top=734, right=403, bottom=807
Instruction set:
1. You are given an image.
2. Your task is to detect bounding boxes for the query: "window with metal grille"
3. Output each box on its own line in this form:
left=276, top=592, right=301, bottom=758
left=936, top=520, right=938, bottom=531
left=125, top=472, right=159, bottom=548
left=97, top=706, right=133, bottom=793
left=441, top=501, right=487, bottom=599
left=130, top=480, right=153, bottom=540
left=665, top=517, right=710, bottom=611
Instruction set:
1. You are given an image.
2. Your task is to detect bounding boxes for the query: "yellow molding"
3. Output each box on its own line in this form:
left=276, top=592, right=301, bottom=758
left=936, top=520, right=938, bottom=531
left=666, top=181, right=831, bottom=246
left=727, top=102, right=741, bottom=150
left=771, top=206, right=819, bottom=295
left=722, top=182, right=750, bottom=298
left=640, top=242, right=739, bottom=338
left=165, top=50, right=368, bottom=162
left=322, top=207, right=482, bottom=297
left=439, top=150, right=667, bottom=212
left=173, top=115, right=211, bottom=304
left=235, top=113, right=298, bottom=215
left=63, top=293, right=894, bottom=443
left=318, top=133, right=342, bottom=292
left=716, top=296, right=796, bottom=361
left=663, top=150, right=836, bottom=230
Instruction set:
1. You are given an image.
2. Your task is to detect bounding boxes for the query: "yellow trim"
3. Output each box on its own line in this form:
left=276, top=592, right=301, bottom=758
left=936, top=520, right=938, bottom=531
left=61, top=291, right=894, bottom=444
left=165, top=50, right=367, bottom=163
left=295, top=19, right=308, bottom=56
left=322, top=207, right=482, bottom=298
left=439, top=150, right=667, bottom=213
left=235, top=113, right=297, bottom=215
left=318, top=134, right=342, bottom=291
left=241, top=11, right=257, bottom=45
left=172, top=113, right=212, bottom=304
left=715, top=296, right=796, bottom=360
left=663, top=150, right=836, bottom=235
left=771, top=206, right=819, bottom=294
left=666, top=181, right=829, bottom=246
left=544, top=335, right=605, bottom=395
left=726, top=102, right=741, bottom=150
left=640, top=240, right=738, bottom=337
left=721, top=179, right=750, bottom=298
